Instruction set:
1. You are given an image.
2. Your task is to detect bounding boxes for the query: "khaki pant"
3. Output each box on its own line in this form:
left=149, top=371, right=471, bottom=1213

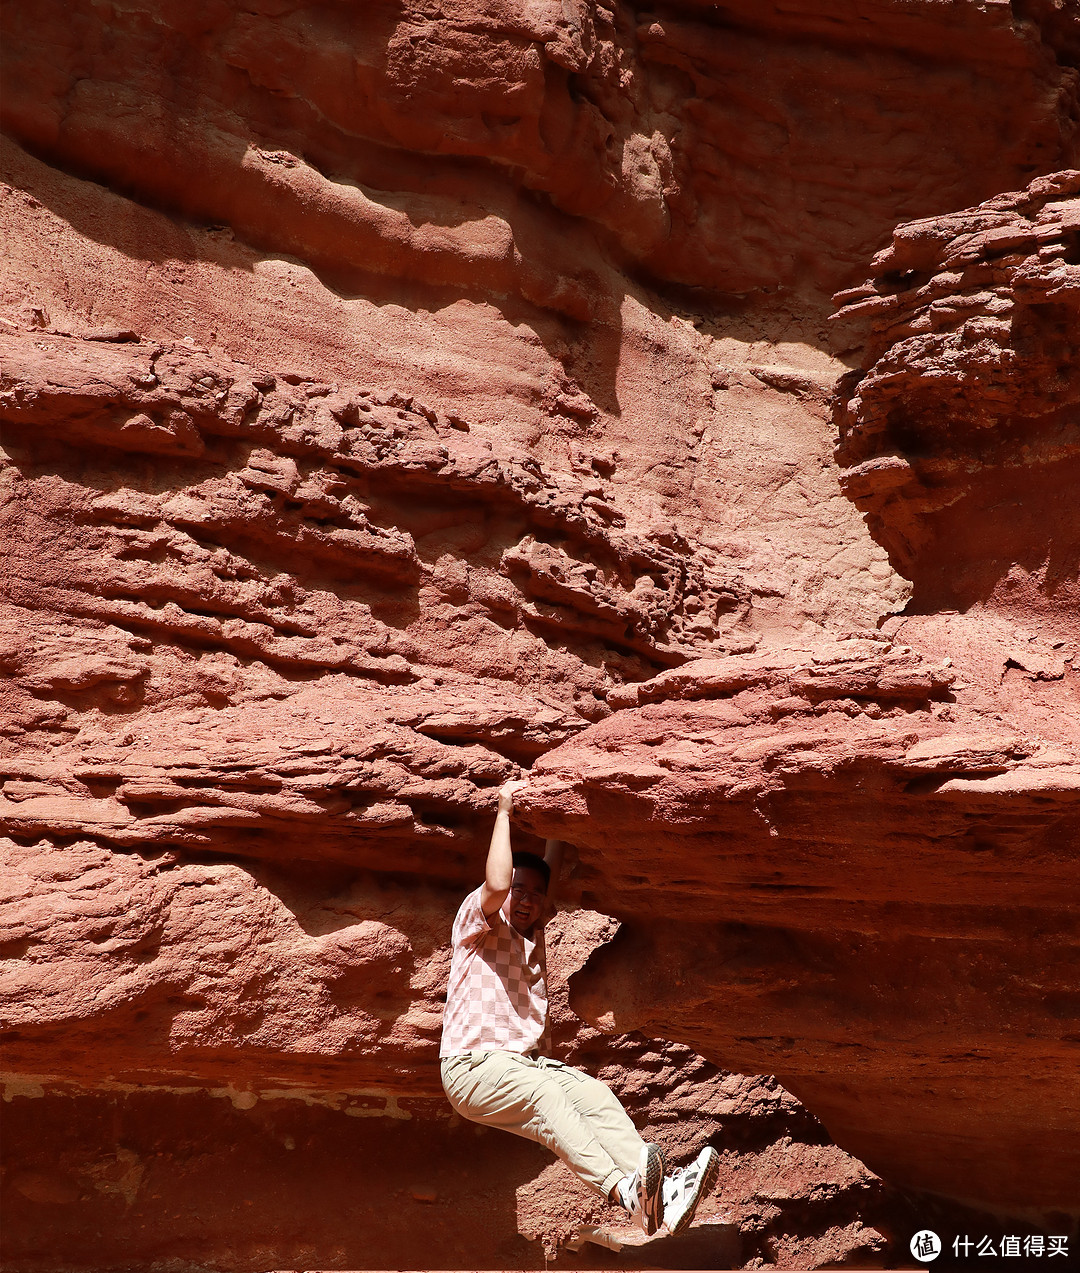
left=441, top=1050, right=645, bottom=1198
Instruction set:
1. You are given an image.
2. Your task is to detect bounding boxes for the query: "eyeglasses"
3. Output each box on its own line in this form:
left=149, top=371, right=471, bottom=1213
left=510, top=884, right=546, bottom=903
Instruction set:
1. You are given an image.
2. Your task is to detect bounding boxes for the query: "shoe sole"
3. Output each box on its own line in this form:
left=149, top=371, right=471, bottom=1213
left=667, top=1147, right=719, bottom=1236
left=637, top=1142, right=666, bottom=1236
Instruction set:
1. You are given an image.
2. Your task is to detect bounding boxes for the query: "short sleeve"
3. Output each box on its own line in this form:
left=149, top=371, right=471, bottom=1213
left=452, top=885, right=495, bottom=948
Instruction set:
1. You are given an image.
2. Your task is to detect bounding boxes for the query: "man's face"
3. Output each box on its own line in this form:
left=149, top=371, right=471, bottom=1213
left=509, top=866, right=547, bottom=934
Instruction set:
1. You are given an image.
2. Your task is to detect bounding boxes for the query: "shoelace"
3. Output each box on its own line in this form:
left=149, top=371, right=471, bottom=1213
left=663, top=1169, right=685, bottom=1203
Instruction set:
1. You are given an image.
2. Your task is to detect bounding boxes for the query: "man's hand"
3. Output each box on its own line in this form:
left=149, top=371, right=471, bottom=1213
left=482, top=778, right=528, bottom=920
left=497, top=777, right=528, bottom=814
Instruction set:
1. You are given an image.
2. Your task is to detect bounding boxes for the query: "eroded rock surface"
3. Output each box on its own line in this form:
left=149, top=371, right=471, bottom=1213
left=834, top=170, right=1080, bottom=613
left=5, top=0, right=1077, bottom=306
left=3, top=0, right=1080, bottom=1267
left=519, top=639, right=1080, bottom=1211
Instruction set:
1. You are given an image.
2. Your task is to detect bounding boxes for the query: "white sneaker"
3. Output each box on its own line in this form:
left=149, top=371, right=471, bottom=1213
left=662, top=1146, right=719, bottom=1235
left=618, top=1142, right=667, bottom=1235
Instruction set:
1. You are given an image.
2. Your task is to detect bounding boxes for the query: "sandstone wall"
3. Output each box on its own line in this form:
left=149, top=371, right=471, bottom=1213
left=2, top=1, right=1080, bottom=1267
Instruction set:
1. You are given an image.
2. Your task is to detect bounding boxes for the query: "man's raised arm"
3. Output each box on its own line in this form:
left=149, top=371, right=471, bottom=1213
left=480, top=778, right=527, bottom=920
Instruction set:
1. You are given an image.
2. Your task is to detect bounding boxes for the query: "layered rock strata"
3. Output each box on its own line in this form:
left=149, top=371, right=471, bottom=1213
left=0, top=323, right=887, bottom=1266
left=4, top=0, right=1080, bottom=1267
left=4, top=0, right=1078, bottom=307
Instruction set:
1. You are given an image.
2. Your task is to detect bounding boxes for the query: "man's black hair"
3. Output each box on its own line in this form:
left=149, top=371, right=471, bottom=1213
left=512, top=850, right=550, bottom=890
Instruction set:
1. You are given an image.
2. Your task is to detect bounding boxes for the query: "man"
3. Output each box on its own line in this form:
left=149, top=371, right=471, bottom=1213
left=440, top=777, right=719, bottom=1236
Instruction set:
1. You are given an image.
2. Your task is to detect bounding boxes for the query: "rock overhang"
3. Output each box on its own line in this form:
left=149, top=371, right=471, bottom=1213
left=516, top=669, right=1080, bottom=1212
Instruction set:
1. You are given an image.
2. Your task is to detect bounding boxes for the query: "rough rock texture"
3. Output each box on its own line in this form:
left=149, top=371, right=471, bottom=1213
left=3, top=0, right=1080, bottom=1268
left=834, top=169, right=1080, bottom=613
left=4, top=0, right=1078, bottom=307
left=520, top=639, right=1080, bottom=1212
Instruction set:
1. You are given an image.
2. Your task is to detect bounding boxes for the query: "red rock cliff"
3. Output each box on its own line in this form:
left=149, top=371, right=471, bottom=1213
left=2, top=0, right=1079, bottom=1267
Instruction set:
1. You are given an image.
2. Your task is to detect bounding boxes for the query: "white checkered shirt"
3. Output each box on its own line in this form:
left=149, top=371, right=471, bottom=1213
left=439, top=885, right=548, bottom=1057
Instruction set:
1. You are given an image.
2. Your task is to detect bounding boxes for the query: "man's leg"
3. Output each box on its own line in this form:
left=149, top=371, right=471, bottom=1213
left=442, top=1051, right=627, bottom=1198
left=533, top=1060, right=717, bottom=1235
left=536, top=1057, right=645, bottom=1178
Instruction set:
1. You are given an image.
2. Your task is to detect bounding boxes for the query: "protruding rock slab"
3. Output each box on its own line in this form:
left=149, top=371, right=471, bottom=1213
left=520, top=644, right=1080, bottom=1213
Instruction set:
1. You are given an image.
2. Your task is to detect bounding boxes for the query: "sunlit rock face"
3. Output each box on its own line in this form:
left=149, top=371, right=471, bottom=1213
left=4, top=0, right=1076, bottom=307
left=3, top=0, right=1080, bottom=1267
left=834, top=171, right=1080, bottom=614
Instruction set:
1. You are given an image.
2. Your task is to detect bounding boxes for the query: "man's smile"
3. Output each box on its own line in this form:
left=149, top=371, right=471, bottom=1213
left=512, top=903, right=534, bottom=929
